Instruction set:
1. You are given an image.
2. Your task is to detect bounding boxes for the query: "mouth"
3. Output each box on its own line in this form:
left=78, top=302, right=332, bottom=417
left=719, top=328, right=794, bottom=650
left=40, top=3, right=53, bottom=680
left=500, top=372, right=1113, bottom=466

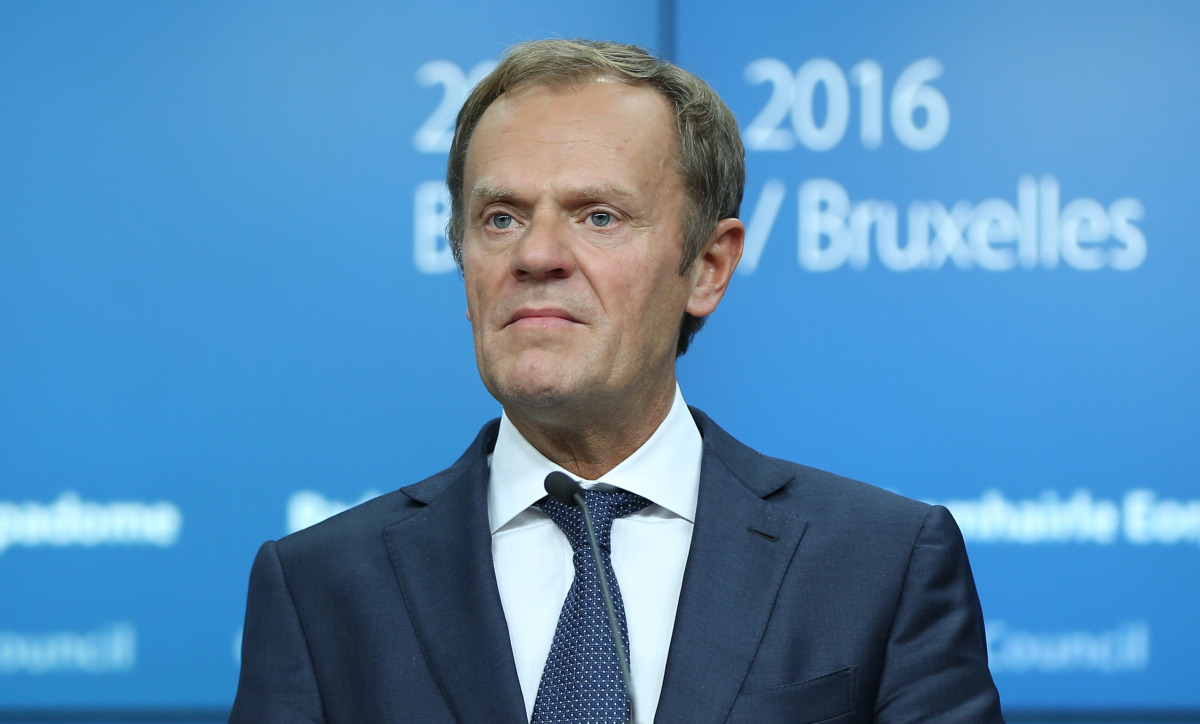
left=506, top=307, right=581, bottom=329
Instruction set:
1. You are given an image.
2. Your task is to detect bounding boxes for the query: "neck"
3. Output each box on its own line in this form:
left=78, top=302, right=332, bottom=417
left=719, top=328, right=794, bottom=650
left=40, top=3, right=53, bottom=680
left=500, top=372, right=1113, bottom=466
left=505, top=382, right=677, bottom=481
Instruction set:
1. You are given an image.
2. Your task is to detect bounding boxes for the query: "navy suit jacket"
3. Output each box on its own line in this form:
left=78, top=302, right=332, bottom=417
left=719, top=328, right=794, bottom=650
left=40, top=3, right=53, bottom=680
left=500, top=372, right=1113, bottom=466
left=230, top=409, right=1004, bottom=723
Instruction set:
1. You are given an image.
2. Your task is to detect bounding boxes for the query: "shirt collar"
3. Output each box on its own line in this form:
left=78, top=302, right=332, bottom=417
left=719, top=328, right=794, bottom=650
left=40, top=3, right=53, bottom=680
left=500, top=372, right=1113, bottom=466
left=487, top=384, right=702, bottom=534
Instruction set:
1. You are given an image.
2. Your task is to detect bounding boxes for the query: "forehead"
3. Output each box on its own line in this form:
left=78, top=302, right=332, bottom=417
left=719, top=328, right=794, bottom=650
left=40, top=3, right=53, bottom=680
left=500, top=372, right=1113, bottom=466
left=462, top=80, right=679, bottom=199
left=482, top=77, right=676, bottom=137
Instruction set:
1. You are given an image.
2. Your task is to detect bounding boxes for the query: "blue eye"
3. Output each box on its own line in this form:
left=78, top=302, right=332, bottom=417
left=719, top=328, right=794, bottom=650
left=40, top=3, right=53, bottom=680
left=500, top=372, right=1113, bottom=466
left=590, top=212, right=612, bottom=227
left=491, top=214, right=514, bottom=229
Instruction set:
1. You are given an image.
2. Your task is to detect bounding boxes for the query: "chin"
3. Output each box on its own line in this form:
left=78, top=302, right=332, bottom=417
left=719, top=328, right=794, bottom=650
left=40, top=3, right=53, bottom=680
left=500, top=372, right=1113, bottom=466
left=483, top=363, right=606, bottom=419
left=481, top=350, right=579, bottom=401
left=488, top=376, right=577, bottom=411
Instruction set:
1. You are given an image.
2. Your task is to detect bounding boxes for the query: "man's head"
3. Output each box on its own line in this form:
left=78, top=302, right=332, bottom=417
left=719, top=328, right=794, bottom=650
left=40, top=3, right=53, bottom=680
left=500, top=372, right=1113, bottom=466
left=452, top=40, right=744, bottom=445
left=447, top=39, right=745, bottom=356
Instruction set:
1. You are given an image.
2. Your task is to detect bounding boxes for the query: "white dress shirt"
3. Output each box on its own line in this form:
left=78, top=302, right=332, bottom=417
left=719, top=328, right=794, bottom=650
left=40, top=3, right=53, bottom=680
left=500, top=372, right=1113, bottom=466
left=488, top=385, right=702, bottom=723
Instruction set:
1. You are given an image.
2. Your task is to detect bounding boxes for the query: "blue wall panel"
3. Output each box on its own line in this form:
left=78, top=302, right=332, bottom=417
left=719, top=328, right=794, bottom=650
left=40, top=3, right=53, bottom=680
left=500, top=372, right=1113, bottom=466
left=676, top=0, right=1200, bottom=712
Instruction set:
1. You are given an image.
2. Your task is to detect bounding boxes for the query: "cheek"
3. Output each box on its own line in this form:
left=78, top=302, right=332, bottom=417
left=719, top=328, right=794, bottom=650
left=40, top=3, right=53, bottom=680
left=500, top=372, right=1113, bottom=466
left=463, top=268, right=496, bottom=320
left=619, top=277, right=688, bottom=350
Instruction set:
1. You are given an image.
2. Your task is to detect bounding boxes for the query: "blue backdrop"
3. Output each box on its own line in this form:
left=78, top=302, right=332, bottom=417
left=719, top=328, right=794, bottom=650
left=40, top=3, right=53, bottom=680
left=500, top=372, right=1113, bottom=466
left=2, top=1, right=1197, bottom=719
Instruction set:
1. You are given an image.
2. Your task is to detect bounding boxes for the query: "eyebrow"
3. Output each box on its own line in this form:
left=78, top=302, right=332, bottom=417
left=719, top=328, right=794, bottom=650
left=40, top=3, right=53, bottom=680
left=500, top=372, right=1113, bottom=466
left=470, top=181, right=520, bottom=209
left=566, top=184, right=637, bottom=206
left=469, top=181, right=639, bottom=210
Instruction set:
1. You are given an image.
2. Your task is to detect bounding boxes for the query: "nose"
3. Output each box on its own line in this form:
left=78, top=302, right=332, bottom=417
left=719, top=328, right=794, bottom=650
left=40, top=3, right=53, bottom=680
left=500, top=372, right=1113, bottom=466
left=512, top=212, right=575, bottom=281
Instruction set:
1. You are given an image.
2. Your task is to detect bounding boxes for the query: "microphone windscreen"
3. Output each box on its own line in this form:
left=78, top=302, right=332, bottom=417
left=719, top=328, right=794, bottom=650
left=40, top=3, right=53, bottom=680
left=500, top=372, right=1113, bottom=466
left=543, top=471, right=582, bottom=507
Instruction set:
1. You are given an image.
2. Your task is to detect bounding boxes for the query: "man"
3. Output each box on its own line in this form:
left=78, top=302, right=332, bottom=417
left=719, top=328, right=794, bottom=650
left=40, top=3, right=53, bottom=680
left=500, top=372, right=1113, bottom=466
left=230, top=39, right=1004, bottom=723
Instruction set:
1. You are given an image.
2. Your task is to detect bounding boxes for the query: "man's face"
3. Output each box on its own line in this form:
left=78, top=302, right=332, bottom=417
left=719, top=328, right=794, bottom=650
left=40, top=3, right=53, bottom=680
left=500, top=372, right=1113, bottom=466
left=461, top=80, right=698, bottom=421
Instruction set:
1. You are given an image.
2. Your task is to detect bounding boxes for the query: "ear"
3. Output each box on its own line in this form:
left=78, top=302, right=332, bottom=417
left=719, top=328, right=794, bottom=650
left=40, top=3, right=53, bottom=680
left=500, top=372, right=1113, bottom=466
left=685, top=218, right=745, bottom=318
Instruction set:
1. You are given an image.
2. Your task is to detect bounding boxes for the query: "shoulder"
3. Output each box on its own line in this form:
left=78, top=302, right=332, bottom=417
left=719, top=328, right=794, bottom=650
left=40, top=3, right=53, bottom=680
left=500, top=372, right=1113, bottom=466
left=270, top=418, right=500, bottom=563
left=690, top=406, right=938, bottom=538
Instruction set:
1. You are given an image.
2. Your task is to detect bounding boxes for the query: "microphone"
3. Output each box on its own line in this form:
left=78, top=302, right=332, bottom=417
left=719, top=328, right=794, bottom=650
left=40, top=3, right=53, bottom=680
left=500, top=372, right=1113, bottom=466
left=543, top=471, right=636, bottom=724
left=544, top=470, right=583, bottom=507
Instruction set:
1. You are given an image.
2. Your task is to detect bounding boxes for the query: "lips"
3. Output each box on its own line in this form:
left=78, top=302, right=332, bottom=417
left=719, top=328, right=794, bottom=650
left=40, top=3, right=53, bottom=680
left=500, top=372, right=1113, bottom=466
left=506, top=307, right=580, bottom=328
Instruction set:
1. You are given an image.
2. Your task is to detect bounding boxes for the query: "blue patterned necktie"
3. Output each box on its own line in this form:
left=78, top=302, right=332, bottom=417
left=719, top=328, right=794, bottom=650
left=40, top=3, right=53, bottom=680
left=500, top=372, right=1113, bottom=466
left=531, top=488, right=651, bottom=724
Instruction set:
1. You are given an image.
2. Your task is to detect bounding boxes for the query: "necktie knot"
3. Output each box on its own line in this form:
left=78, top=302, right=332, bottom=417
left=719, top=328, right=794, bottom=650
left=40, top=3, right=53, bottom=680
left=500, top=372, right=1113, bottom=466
left=538, top=488, right=651, bottom=552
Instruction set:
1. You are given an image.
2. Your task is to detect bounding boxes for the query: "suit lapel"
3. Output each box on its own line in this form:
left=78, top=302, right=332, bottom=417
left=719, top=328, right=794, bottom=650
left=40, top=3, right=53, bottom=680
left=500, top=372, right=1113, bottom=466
left=382, top=423, right=528, bottom=723
left=654, top=412, right=808, bottom=724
